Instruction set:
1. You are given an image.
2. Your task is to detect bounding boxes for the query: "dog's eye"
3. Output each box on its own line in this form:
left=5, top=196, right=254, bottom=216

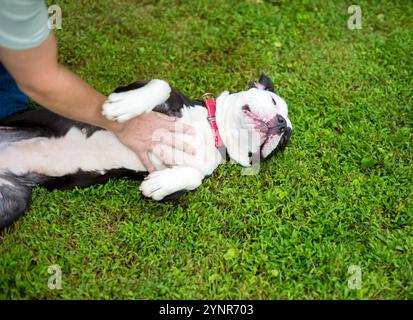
left=272, top=98, right=277, bottom=106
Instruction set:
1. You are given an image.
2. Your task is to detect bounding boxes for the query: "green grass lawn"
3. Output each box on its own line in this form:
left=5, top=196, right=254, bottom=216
left=0, top=0, right=412, bottom=299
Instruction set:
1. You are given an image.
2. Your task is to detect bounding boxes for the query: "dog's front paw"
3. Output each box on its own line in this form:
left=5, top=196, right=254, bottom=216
left=139, top=167, right=204, bottom=200
left=102, top=79, right=171, bottom=123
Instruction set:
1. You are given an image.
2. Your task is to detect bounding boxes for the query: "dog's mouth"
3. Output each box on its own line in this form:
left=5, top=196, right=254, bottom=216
left=241, top=105, right=290, bottom=158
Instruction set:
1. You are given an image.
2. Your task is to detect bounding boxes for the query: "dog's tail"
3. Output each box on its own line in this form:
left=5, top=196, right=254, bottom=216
left=0, top=172, right=43, bottom=230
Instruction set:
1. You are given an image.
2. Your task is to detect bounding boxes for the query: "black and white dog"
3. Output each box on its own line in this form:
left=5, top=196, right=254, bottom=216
left=0, top=75, right=292, bottom=229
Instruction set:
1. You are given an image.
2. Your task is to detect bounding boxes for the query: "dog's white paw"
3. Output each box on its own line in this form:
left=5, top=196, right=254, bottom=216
left=102, top=79, right=171, bottom=123
left=139, top=167, right=204, bottom=200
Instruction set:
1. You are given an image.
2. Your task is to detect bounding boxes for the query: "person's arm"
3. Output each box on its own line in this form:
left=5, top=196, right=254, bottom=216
left=0, top=32, right=120, bottom=132
left=0, top=32, right=194, bottom=172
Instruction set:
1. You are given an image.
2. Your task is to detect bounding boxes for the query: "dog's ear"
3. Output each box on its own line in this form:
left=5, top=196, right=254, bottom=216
left=249, top=74, right=275, bottom=93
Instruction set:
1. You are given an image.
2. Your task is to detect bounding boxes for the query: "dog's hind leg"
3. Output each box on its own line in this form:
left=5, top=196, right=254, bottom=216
left=0, top=127, right=47, bottom=229
left=0, top=173, right=35, bottom=230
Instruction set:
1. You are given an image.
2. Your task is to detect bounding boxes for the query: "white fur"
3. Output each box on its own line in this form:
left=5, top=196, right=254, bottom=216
left=102, top=79, right=171, bottom=123
left=0, top=129, right=142, bottom=177
left=148, top=105, right=223, bottom=176
left=139, top=167, right=204, bottom=200
left=216, top=88, right=291, bottom=165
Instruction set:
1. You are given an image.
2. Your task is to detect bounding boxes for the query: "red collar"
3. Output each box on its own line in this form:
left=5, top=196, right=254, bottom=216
left=204, top=98, right=225, bottom=150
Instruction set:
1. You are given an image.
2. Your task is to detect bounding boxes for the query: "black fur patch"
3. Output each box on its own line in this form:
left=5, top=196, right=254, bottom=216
left=249, top=74, right=276, bottom=93
left=0, top=108, right=102, bottom=139
left=0, top=173, right=37, bottom=229
left=277, top=127, right=292, bottom=152
left=0, top=127, right=45, bottom=146
left=39, top=169, right=147, bottom=191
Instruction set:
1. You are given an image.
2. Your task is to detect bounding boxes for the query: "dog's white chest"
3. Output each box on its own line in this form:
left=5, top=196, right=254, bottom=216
left=150, top=105, right=223, bottom=175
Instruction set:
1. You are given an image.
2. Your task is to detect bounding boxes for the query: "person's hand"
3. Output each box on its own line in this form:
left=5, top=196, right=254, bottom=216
left=113, top=111, right=195, bottom=172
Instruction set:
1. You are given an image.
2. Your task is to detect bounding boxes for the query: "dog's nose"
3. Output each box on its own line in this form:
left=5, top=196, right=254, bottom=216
left=276, top=114, right=287, bottom=133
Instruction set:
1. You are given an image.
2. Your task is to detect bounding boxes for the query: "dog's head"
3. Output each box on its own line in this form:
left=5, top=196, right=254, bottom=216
left=216, top=74, right=292, bottom=166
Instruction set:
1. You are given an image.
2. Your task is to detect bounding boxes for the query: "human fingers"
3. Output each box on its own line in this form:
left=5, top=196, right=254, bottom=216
left=159, top=134, right=196, bottom=155
left=137, top=149, right=156, bottom=173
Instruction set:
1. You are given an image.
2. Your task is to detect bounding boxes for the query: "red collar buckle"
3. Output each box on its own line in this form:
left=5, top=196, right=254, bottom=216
left=204, top=98, right=225, bottom=151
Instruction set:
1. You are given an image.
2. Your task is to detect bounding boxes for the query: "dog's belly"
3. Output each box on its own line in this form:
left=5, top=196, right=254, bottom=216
left=0, top=128, right=142, bottom=178
left=163, top=105, right=223, bottom=175
left=0, top=106, right=222, bottom=179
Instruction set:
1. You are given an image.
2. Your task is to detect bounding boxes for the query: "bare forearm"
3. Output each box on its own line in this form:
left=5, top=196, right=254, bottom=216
left=0, top=32, right=122, bottom=132
left=24, top=64, right=122, bottom=132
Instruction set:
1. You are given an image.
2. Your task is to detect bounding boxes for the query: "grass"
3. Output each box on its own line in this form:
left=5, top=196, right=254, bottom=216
left=0, top=0, right=412, bottom=299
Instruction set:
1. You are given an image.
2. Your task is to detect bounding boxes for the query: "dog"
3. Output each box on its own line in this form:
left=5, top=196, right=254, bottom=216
left=0, top=74, right=292, bottom=229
